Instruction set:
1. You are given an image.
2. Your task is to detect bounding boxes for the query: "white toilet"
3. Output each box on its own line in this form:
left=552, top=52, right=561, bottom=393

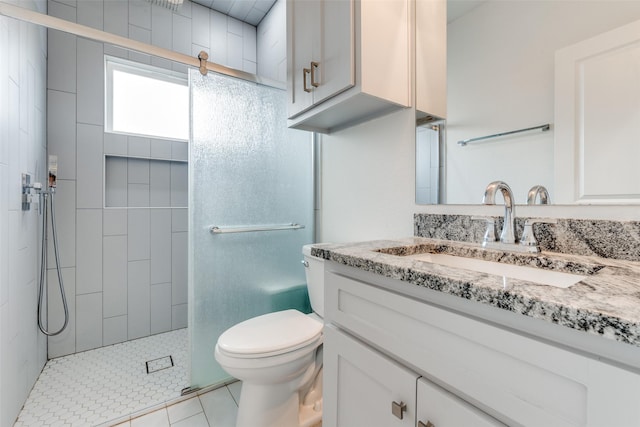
left=214, top=244, right=325, bottom=427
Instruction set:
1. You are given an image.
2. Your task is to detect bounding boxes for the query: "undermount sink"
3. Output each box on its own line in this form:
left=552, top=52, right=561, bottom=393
left=405, top=252, right=586, bottom=288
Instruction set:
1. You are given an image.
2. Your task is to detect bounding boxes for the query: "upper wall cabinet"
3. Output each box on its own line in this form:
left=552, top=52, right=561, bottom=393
left=287, top=0, right=354, bottom=119
left=286, top=0, right=414, bottom=133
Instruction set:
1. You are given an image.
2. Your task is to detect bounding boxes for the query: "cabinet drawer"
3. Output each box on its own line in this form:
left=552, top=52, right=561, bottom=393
left=325, top=269, right=640, bottom=426
left=417, top=378, right=505, bottom=427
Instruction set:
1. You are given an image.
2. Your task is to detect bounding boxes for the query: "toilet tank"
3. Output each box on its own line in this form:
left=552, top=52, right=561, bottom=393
left=302, top=244, right=324, bottom=318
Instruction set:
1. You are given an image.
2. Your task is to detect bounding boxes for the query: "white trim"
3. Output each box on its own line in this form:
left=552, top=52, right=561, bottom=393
left=104, top=56, right=190, bottom=140
left=106, top=55, right=188, bottom=86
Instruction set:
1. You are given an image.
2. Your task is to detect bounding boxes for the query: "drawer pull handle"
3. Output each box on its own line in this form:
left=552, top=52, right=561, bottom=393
left=418, top=421, right=435, bottom=427
left=391, top=401, right=406, bottom=419
left=303, top=68, right=311, bottom=92
left=310, top=61, right=319, bottom=87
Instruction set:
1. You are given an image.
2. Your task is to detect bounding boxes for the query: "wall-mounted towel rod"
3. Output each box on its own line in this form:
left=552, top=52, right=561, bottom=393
left=209, top=223, right=305, bottom=234
left=458, top=124, right=551, bottom=146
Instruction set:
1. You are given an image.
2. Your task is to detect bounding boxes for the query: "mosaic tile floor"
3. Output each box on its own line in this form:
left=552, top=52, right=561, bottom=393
left=15, top=329, right=189, bottom=427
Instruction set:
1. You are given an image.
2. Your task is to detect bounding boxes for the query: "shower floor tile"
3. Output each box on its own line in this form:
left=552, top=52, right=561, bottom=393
left=15, top=329, right=189, bottom=427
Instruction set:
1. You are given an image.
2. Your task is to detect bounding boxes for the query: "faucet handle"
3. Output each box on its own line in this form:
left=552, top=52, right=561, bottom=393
left=527, top=185, right=550, bottom=205
left=471, top=216, right=497, bottom=244
left=520, top=218, right=558, bottom=249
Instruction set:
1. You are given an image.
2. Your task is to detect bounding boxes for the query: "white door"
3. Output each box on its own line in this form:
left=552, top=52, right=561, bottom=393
left=555, top=18, right=640, bottom=204
left=323, top=325, right=418, bottom=427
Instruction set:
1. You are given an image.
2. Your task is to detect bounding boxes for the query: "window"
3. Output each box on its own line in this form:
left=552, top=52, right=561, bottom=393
left=105, top=57, right=189, bottom=141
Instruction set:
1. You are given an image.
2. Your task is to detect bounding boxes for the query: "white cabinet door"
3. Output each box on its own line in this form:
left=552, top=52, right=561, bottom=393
left=416, top=378, right=506, bottom=427
left=323, top=325, right=417, bottom=427
left=312, top=0, right=354, bottom=105
left=287, top=0, right=318, bottom=117
left=288, top=0, right=354, bottom=118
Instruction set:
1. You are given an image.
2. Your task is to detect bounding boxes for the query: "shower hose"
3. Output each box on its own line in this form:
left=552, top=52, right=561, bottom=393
left=37, top=190, right=69, bottom=336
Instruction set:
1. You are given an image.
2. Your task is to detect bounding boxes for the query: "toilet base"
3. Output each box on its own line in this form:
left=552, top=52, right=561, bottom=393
left=236, top=383, right=322, bottom=427
left=235, top=362, right=322, bottom=427
left=236, top=382, right=299, bottom=427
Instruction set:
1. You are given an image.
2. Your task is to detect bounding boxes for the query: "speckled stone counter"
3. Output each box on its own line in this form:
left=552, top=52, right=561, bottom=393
left=312, top=237, right=640, bottom=347
left=414, top=214, right=640, bottom=261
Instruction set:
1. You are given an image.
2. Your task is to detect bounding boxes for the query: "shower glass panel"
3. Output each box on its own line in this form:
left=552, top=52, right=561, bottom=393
left=189, top=70, right=314, bottom=389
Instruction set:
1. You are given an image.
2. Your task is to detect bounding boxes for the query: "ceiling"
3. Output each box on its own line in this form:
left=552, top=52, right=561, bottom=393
left=191, top=0, right=277, bottom=26
left=189, top=0, right=487, bottom=28
left=447, top=0, right=486, bottom=23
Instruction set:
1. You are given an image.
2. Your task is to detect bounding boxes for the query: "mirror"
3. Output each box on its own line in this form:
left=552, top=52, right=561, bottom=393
left=415, top=119, right=445, bottom=204
left=419, top=0, right=640, bottom=205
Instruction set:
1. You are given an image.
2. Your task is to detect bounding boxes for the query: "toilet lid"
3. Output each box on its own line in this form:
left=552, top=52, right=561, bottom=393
left=217, top=310, right=323, bottom=357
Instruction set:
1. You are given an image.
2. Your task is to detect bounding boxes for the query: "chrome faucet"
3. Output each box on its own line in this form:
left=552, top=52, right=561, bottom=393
left=527, top=185, right=550, bottom=205
left=521, top=185, right=555, bottom=251
left=482, top=181, right=516, bottom=244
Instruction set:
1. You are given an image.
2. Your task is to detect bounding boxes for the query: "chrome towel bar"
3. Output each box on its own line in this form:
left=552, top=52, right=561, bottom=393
left=209, top=223, right=305, bottom=234
left=458, top=124, right=551, bottom=146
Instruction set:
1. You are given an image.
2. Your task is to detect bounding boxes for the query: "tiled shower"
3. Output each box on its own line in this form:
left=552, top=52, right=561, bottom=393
left=1, top=0, right=287, bottom=424
left=0, top=2, right=48, bottom=424
left=45, top=0, right=262, bottom=358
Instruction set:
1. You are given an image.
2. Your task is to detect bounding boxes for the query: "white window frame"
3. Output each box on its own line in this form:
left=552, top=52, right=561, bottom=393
left=104, top=55, right=189, bottom=141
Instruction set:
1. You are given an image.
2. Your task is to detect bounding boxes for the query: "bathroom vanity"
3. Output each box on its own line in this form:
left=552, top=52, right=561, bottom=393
left=317, top=224, right=640, bottom=427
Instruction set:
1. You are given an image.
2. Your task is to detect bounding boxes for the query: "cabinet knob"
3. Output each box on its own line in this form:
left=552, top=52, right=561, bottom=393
left=303, top=68, right=312, bottom=92
left=310, top=61, right=320, bottom=87
left=418, top=421, right=435, bottom=427
left=391, top=401, right=407, bottom=420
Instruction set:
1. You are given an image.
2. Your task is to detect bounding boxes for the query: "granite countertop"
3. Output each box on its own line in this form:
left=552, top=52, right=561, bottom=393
left=313, top=237, right=640, bottom=347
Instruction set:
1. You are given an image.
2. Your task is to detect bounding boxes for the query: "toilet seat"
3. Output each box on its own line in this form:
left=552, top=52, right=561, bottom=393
left=217, top=309, right=323, bottom=359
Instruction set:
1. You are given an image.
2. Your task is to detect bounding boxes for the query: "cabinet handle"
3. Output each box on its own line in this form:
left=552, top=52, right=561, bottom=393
left=310, top=61, right=319, bottom=87
left=418, top=421, right=435, bottom=427
left=303, top=68, right=311, bottom=92
left=391, top=401, right=407, bottom=420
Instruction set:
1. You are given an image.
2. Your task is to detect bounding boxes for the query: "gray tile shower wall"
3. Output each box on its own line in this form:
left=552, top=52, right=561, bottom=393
left=46, top=0, right=260, bottom=358
left=414, top=213, right=640, bottom=262
left=0, top=3, right=49, bottom=425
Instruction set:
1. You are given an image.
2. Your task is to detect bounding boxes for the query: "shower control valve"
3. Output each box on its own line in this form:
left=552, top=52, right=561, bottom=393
left=21, top=173, right=44, bottom=211
left=22, top=173, right=33, bottom=211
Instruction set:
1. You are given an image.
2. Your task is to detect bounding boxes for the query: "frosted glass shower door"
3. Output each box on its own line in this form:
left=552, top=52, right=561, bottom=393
left=189, top=70, right=314, bottom=388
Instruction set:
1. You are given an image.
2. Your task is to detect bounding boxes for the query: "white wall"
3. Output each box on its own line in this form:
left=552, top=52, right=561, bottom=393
left=319, top=108, right=417, bottom=243
left=0, top=1, right=48, bottom=425
left=255, top=0, right=418, bottom=244
left=46, top=0, right=259, bottom=358
left=445, top=0, right=640, bottom=204
left=317, top=0, right=640, bottom=244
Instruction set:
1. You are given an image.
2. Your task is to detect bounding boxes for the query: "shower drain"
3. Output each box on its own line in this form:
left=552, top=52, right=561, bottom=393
left=146, top=355, right=174, bottom=374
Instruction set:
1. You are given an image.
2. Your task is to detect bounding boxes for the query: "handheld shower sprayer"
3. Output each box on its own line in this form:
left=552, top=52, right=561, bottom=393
left=37, top=154, right=69, bottom=336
